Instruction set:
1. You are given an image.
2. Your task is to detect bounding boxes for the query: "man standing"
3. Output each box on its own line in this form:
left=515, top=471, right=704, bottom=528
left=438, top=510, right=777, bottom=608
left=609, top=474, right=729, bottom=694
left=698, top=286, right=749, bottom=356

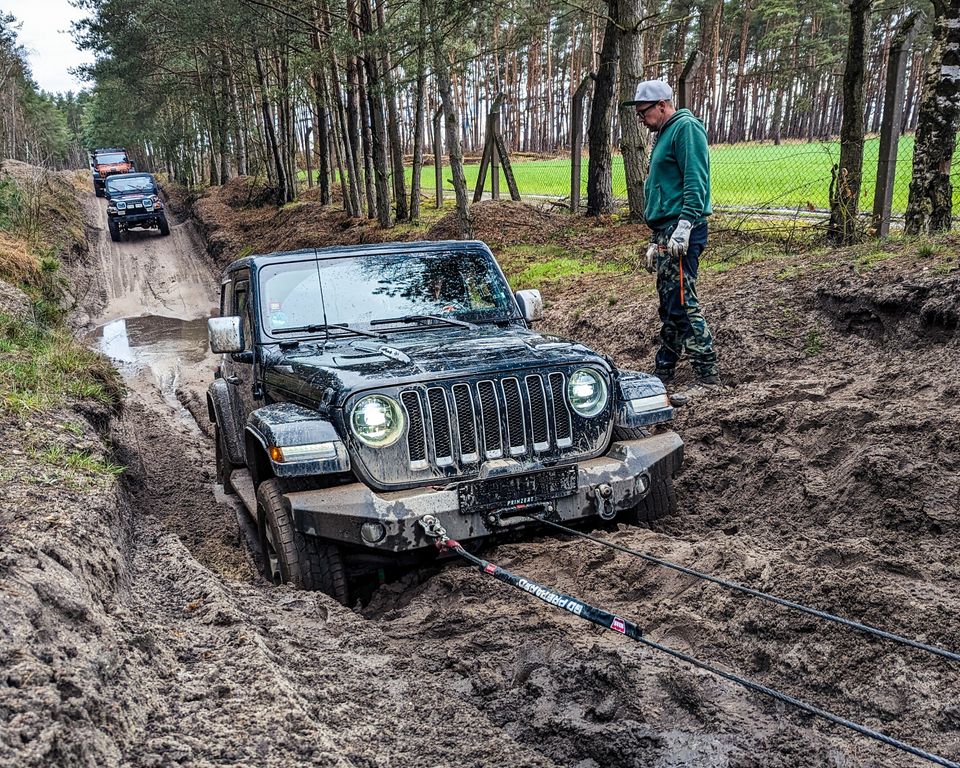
left=625, top=80, right=720, bottom=387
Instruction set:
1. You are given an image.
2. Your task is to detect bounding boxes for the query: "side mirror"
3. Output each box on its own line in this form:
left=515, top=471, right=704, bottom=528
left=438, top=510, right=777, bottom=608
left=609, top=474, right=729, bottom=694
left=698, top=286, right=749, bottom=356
left=208, top=316, right=244, bottom=353
left=515, top=289, right=543, bottom=322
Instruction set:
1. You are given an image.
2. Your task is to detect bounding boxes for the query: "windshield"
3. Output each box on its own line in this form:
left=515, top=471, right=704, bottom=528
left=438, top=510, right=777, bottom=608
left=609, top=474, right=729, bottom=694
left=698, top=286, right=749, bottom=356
left=106, top=176, right=155, bottom=194
left=95, top=153, right=128, bottom=164
left=258, top=249, right=516, bottom=337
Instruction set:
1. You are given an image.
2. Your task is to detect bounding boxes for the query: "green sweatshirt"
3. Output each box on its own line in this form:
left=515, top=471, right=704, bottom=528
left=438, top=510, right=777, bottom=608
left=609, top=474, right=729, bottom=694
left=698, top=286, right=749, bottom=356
left=644, top=109, right=712, bottom=231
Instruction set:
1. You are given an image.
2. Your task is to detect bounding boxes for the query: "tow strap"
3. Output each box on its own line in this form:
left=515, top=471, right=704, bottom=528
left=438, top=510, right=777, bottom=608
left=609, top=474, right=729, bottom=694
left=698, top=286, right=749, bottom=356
left=418, top=515, right=959, bottom=768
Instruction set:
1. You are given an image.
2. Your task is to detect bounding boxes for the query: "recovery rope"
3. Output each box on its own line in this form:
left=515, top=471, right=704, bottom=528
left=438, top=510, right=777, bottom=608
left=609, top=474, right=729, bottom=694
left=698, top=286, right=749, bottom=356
left=417, top=515, right=959, bottom=768
left=526, top=516, right=960, bottom=664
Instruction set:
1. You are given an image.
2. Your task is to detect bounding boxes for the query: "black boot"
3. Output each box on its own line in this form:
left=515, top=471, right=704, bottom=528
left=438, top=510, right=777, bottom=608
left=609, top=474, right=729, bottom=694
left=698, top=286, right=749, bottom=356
left=653, top=367, right=675, bottom=384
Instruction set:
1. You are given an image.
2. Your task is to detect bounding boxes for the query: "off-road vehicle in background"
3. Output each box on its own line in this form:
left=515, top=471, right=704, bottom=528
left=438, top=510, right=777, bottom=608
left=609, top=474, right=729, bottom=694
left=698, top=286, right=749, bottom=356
left=206, top=241, right=683, bottom=604
left=90, top=147, right=135, bottom=197
left=104, top=173, right=170, bottom=241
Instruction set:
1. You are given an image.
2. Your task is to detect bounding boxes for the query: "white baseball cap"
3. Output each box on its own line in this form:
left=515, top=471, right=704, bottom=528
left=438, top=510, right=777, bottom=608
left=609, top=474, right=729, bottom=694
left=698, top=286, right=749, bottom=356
left=623, top=80, right=673, bottom=106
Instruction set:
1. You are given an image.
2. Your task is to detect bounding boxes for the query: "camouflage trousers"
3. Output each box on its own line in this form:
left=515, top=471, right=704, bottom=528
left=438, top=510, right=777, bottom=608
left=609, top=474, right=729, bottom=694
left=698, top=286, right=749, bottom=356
left=652, top=222, right=718, bottom=377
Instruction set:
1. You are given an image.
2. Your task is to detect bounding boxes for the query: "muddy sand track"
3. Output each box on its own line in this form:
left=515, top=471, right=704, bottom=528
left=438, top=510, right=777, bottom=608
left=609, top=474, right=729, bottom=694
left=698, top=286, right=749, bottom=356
left=0, top=190, right=957, bottom=767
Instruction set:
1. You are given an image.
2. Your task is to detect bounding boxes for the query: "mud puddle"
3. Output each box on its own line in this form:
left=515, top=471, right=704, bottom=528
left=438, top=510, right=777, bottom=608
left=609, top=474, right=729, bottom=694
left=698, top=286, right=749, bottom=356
left=89, top=314, right=213, bottom=426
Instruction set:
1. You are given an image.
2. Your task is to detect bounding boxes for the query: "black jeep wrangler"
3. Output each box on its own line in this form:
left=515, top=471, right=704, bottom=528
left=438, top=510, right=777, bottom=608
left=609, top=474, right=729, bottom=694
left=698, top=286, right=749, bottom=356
left=207, top=241, right=683, bottom=603
left=104, top=173, right=170, bottom=241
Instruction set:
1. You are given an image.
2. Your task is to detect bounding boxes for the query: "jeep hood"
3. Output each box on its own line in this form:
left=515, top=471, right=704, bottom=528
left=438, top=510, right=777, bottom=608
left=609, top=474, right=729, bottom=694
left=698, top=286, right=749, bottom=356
left=112, top=192, right=156, bottom=202
left=262, top=325, right=608, bottom=407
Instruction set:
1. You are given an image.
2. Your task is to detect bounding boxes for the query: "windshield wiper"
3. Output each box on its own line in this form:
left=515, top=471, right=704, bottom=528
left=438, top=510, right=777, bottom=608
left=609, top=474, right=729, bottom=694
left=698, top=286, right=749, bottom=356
left=273, top=322, right=384, bottom=339
left=370, top=314, right=476, bottom=330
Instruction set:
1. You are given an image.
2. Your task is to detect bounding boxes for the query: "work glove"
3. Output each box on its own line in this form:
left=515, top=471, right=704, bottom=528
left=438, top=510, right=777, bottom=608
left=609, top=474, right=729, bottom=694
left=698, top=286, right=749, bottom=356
left=644, top=242, right=658, bottom=273
left=667, top=219, right=693, bottom=258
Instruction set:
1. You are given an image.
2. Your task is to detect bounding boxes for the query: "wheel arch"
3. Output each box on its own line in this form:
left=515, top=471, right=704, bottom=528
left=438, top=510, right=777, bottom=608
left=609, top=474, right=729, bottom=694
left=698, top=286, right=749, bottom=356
left=207, top=379, right=245, bottom=466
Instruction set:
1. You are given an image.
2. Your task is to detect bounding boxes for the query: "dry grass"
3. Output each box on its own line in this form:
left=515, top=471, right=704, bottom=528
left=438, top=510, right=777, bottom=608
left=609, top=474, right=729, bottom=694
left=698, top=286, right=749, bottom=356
left=0, top=230, right=40, bottom=285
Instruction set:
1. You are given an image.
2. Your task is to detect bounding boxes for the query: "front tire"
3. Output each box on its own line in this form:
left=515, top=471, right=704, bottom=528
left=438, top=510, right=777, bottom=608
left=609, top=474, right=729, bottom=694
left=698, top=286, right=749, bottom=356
left=108, top=220, right=120, bottom=242
left=158, top=214, right=170, bottom=236
left=613, top=425, right=677, bottom=523
left=256, top=478, right=349, bottom=603
left=630, top=474, right=677, bottom=523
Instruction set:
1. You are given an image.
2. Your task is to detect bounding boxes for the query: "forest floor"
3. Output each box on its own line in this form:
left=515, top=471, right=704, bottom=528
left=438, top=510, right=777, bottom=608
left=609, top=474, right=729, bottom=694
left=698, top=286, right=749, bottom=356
left=1, top=171, right=958, bottom=767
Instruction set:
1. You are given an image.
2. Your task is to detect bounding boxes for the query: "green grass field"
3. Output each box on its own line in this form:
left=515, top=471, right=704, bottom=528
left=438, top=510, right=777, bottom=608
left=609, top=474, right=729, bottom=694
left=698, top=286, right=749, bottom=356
left=391, top=134, right=953, bottom=214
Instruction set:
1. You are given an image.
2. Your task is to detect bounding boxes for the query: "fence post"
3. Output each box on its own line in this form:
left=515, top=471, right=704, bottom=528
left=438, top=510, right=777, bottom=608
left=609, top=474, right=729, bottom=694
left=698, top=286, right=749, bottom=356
left=570, top=74, right=594, bottom=214
left=491, top=99, right=500, bottom=200
left=473, top=94, right=504, bottom=203
left=493, top=132, right=521, bottom=201
left=872, top=13, right=920, bottom=237
left=677, top=51, right=703, bottom=110
left=433, top=107, right=443, bottom=208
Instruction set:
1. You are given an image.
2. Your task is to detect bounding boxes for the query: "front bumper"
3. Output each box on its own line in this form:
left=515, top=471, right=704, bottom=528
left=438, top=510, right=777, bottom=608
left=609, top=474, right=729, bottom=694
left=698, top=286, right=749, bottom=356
left=111, top=211, right=164, bottom=227
left=287, top=431, right=683, bottom=554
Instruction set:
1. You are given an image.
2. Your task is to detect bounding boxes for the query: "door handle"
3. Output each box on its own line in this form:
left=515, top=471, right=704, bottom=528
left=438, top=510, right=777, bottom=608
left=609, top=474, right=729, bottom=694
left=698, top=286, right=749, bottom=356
left=226, top=375, right=242, bottom=385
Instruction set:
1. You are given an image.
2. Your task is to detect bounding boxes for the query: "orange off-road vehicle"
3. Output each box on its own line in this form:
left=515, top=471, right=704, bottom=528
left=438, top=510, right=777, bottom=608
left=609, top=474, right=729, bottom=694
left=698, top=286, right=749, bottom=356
left=90, top=148, right=136, bottom=197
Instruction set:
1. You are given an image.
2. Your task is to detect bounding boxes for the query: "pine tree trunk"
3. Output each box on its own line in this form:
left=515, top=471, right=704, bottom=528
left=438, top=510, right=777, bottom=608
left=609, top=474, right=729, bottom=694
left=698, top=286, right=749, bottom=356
left=360, top=0, right=392, bottom=227
left=319, top=0, right=360, bottom=215
left=345, top=44, right=366, bottom=215
left=586, top=0, right=618, bottom=216
left=357, top=62, right=377, bottom=219
left=317, top=91, right=331, bottom=203
left=618, top=0, right=647, bottom=221
left=375, top=0, right=408, bottom=221
left=905, top=0, right=960, bottom=234
left=253, top=47, right=287, bottom=205
left=226, top=52, right=247, bottom=176
left=410, top=0, right=427, bottom=223
left=827, top=0, right=871, bottom=245
left=426, top=0, right=471, bottom=238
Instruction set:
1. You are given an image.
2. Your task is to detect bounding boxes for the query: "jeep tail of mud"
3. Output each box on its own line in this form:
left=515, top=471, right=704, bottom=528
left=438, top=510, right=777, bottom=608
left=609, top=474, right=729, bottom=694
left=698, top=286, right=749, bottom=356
left=105, top=173, right=170, bottom=241
left=90, top=147, right=135, bottom=197
left=206, top=241, right=683, bottom=604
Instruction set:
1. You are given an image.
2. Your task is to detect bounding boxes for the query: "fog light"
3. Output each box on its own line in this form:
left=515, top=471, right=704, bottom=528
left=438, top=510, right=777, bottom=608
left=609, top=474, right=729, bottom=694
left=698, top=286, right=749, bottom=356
left=636, top=474, right=649, bottom=494
left=360, top=521, right=386, bottom=544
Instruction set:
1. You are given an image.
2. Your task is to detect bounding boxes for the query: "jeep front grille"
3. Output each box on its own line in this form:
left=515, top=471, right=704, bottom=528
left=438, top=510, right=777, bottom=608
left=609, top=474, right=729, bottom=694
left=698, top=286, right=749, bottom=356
left=397, top=371, right=599, bottom=472
left=427, top=387, right=453, bottom=466
left=400, top=391, right=427, bottom=468
left=549, top=372, right=572, bottom=446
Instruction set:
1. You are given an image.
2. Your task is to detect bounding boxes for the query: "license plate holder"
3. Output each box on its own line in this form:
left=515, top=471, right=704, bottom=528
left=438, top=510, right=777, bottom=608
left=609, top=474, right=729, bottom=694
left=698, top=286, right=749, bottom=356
left=458, top=466, right=578, bottom=515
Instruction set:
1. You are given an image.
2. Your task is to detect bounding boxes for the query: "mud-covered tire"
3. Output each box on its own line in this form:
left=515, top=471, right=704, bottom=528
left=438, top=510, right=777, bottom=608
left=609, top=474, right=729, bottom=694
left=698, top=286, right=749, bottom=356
left=256, top=478, right=349, bottom=603
left=214, top=425, right=236, bottom=495
left=613, top=425, right=677, bottom=523
left=613, top=425, right=651, bottom=441
left=158, top=215, right=170, bottom=236
left=629, top=474, right=677, bottom=524
left=108, top=220, right=120, bottom=242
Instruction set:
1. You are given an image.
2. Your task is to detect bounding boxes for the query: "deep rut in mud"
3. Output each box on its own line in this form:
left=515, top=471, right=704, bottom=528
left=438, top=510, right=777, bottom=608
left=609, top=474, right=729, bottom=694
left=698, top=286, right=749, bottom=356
left=2, top=188, right=955, bottom=768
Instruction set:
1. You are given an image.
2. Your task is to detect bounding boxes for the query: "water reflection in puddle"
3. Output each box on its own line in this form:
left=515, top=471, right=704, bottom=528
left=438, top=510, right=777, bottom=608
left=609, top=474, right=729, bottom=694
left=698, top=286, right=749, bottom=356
left=94, top=315, right=210, bottom=368
left=90, top=315, right=213, bottom=423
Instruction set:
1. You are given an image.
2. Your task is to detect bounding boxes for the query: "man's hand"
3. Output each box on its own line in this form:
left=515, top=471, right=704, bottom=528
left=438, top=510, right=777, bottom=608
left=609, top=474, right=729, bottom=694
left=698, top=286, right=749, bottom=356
left=667, top=220, right=693, bottom=258
left=645, top=242, right=658, bottom=273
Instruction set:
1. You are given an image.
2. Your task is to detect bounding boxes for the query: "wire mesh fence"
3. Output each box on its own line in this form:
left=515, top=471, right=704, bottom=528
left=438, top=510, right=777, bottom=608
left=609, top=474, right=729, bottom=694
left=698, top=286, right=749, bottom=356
left=456, top=134, right=960, bottom=229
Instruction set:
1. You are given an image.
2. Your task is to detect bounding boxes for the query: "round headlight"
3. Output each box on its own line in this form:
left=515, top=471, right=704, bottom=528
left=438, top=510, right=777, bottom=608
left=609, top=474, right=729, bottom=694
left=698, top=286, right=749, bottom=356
left=351, top=394, right=405, bottom=447
left=567, top=368, right=608, bottom=417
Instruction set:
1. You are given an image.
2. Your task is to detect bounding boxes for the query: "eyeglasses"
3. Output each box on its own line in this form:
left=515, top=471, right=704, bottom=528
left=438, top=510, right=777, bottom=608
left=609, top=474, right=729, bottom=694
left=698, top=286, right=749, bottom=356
left=636, top=102, right=660, bottom=119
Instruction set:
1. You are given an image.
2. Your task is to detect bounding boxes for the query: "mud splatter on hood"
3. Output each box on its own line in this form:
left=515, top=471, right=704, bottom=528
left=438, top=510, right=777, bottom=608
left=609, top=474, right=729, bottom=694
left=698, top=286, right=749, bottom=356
left=262, top=324, right=609, bottom=406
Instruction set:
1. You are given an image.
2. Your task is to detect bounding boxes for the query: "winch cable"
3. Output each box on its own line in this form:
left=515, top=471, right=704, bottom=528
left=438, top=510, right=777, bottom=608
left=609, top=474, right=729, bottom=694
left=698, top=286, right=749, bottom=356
left=416, top=519, right=960, bottom=768
left=524, top=516, right=960, bottom=664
